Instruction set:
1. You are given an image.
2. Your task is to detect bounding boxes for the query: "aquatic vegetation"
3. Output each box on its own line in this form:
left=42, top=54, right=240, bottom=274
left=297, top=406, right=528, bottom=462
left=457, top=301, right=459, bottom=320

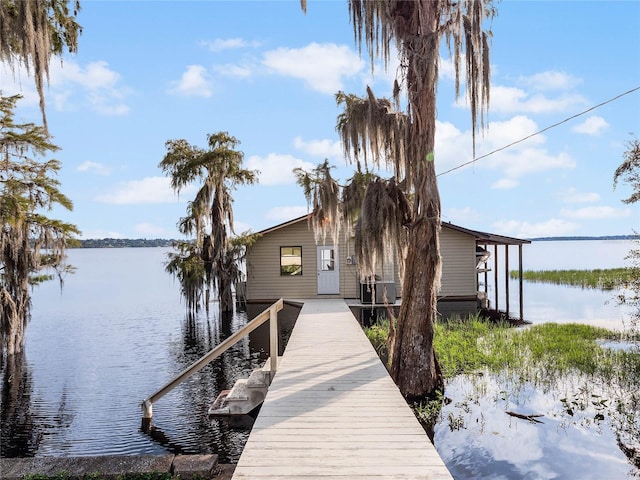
left=364, top=316, right=640, bottom=474
left=510, top=267, right=633, bottom=290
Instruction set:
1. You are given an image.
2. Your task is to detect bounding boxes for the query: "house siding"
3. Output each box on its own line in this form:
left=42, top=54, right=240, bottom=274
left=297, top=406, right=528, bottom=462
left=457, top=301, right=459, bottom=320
left=246, top=217, right=477, bottom=302
left=246, top=220, right=361, bottom=300
left=439, top=227, right=477, bottom=298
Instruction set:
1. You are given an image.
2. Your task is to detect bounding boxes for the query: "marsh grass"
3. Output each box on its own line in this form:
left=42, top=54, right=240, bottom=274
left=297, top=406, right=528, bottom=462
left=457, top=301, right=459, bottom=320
left=510, top=267, right=632, bottom=290
left=365, top=315, right=640, bottom=441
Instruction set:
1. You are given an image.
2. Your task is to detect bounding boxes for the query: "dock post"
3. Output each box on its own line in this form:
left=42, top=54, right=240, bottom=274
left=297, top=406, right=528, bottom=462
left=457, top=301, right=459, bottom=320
left=504, top=245, right=510, bottom=316
left=141, top=400, right=153, bottom=432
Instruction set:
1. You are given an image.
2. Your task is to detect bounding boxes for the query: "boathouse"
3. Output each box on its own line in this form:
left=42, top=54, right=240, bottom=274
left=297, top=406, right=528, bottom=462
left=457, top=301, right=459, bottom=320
left=244, top=215, right=530, bottom=318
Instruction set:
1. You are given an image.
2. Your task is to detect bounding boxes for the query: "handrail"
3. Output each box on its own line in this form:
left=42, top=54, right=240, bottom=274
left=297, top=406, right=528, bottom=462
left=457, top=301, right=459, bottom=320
left=141, top=298, right=284, bottom=426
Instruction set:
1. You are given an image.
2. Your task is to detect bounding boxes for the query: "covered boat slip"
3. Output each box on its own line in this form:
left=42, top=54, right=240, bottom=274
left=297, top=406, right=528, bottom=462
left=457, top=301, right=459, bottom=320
left=233, top=299, right=452, bottom=480
left=478, top=231, right=530, bottom=321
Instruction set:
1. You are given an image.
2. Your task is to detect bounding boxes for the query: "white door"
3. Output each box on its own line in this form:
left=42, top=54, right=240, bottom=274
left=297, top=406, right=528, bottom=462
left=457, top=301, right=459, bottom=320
left=317, top=246, right=340, bottom=294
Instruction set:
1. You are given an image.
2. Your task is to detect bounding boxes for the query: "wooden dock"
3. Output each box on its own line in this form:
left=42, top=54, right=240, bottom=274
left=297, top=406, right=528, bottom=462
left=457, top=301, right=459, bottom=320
left=233, top=299, right=453, bottom=479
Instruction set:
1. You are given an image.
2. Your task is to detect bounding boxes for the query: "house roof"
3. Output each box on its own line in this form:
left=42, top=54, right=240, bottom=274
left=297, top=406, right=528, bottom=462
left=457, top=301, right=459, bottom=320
left=256, top=214, right=530, bottom=246
left=442, top=222, right=531, bottom=246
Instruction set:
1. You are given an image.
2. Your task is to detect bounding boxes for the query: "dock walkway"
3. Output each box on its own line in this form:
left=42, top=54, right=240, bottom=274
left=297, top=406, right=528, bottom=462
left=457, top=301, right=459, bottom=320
left=233, top=299, right=452, bottom=479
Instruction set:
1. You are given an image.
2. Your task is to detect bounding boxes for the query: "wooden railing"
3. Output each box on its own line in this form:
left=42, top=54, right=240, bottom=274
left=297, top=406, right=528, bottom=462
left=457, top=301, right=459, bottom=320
left=141, top=298, right=284, bottom=427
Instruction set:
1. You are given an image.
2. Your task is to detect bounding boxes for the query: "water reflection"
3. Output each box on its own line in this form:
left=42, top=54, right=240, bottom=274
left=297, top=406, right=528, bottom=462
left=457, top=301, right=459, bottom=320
left=435, top=372, right=638, bottom=479
left=482, top=240, right=638, bottom=329
left=140, top=305, right=298, bottom=462
left=0, top=248, right=299, bottom=463
left=1, top=354, right=39, bottom=457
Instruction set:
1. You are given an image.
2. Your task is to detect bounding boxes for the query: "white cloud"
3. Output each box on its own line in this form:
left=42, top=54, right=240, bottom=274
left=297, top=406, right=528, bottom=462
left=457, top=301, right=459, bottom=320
left=572, top=115, right=609, bottom=136
left=167, top=65, right=213, bottom=97
left=95, top=176, right=192, bottom=204
left=262, top=43, right=364, bottom=94
left=558, top=187, right=600, bottom=203
left=51, top=60, right=131, bottom=115
left=361, top=52, right=402, bottom=95
left=2, top=60, right=131, bottom=115
left=246, top=153, right=315, bottom=186
left=200, top=38, right=261, bottom=52
left=443, top=207, right=482, bottom=224
left=480, top=117, right=576, bottom=178
left=435, top=116, right=576, bottom=186
left=0, top=63, right=41, bottom=104
left=232, top=221, right=254, bottom=234
left=491, top=178, right=519, bottom=190
left=266, top=206, right=309, bottom=221
left=492, top=218, right=579, bottom=238
left=497, top=148, right=575, bottom=179
left=560, top=206, right=631, bottom=220
left=293, top=137, right=343, bottom=159
left=54, top=60, right=120, bottom=89
left=213, top=63, right=254, bottom=78
left=134, top=222, right=169, bottom=237
left=439, top=57, right=457, bottom=81
left=490, top=85, right=587, bottom=115
left=483, top=115, right=545, bottom=147
left=434, top=120, right=473, bottom=173
left=77, top=161, right=111, bottom=176
left=518, top=71, right=582, bottom=91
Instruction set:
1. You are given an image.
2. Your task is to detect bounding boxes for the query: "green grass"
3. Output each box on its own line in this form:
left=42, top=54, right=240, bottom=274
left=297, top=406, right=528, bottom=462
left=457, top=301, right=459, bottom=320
left=366, top=315, right=640, bottom=460
left=365, top=315, right=639, bottom=386
left=510, top=267, right=633, bottom=290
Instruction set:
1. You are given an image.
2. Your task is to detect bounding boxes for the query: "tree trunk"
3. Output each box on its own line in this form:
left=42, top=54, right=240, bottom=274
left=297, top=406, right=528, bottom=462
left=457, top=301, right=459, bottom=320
left=218, top=257, right=234, bottom=314
left=388, top=5, right=443, bottom=400
left=2, top=298, right=27, bottom=357
left=219, top=280, right=234, bottom=313
left=389, top=215, right=443, bottom=401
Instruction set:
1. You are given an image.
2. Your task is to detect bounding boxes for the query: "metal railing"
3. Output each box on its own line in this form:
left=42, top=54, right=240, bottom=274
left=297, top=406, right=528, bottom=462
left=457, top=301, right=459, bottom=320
left=141, top=298, right=284, bottom=427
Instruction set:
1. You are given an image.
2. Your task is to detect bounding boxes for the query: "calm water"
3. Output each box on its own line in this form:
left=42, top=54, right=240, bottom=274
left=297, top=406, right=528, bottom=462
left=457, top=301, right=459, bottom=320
left=0, top=247, right=298, bottom=462
left=435, top=373, right=638, bottom=479
left=1, top=240, right=638, bottom=477
left=437, top=239, right=640, bottom=479
left=486, top=239, right=636, bottom=329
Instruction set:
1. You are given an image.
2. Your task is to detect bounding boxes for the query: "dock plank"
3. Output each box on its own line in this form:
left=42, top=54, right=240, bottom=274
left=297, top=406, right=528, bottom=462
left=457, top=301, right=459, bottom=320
left=232, top=299, right=452, bottom=480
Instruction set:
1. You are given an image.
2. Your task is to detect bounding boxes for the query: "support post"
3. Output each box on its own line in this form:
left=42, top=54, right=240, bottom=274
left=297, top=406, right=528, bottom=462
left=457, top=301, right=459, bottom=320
left=505, top=245, right=510, bottom=316
left=269, top=305, right=279, bottom=380
left=519, top=244, right=524, bottom=321
left=483, top=244, right=488, bottom=297
left=141, top=400, right=153, bottom=432
left=494, top=244, right=499, bottom=311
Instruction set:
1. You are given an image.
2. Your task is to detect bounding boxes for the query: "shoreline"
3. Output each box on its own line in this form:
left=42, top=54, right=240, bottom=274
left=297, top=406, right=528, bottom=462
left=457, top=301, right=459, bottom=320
left=0, top=454, right=235, bottom=480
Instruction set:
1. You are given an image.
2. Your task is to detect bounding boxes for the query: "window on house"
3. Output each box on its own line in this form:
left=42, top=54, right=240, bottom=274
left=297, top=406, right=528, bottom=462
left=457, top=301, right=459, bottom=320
left=280, top=246, right=302, bottom=276
left=319, top=247, right=335, bottom=271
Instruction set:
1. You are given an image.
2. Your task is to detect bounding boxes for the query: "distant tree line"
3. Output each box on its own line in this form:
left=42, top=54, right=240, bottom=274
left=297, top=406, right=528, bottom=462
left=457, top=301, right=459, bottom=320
left=531, top=235, right=639, bottom=242
left=75, top=238, right=180, bottom=248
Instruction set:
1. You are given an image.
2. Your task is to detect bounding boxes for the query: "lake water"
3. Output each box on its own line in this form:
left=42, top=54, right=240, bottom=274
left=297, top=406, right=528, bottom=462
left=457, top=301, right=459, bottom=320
left=487, top=239, right=637, bottom=330
left=0, top=247, right=298, bottom=462
left=437, top=239, right=640, bottom=479
left=1, top=240, right=638, bottom=475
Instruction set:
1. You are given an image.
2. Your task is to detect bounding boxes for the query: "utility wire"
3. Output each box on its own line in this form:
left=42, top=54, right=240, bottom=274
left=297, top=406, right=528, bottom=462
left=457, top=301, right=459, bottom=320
left=436, top=85, right=640, bottom=177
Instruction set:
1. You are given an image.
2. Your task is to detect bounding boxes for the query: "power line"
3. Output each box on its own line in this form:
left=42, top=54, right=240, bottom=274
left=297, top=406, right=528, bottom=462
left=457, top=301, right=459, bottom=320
left=436, top=85, right=640, bottom=177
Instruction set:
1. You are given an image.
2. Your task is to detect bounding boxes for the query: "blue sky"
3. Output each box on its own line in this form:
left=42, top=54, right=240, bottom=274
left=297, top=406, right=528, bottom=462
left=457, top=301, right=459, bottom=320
left=2, top=0, right=639, bottom=240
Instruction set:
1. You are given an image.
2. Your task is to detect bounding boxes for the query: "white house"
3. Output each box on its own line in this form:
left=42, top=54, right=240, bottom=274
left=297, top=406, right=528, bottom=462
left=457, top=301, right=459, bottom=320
left=244, top=215, right=530, bottom=318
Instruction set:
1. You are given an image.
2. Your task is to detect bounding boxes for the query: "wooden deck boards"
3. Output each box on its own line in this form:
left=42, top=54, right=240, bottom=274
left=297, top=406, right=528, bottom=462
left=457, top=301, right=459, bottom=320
left=232, top=299, right=453, bottom=479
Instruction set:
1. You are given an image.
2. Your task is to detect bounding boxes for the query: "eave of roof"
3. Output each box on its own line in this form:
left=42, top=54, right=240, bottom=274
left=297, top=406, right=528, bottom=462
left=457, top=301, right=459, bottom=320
left=443, top=222, right=531, bottom=246
left=256, top=215, right=530, bottom=246
left=256, top=214, right=310, bottom=235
